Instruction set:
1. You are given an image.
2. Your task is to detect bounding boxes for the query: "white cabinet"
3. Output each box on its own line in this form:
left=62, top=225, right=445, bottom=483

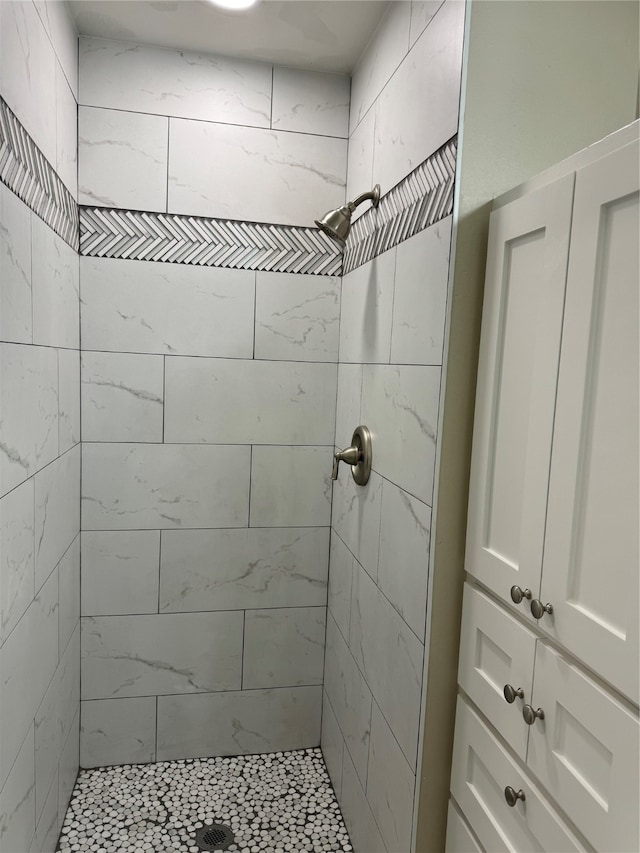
left=449, top=124, right=639, bottom=853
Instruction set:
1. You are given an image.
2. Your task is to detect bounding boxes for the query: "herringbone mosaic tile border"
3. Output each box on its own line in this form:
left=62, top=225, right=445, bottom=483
left=343, top=136, right=457, bottom=274
left=0, top=97, right=78, bottom=250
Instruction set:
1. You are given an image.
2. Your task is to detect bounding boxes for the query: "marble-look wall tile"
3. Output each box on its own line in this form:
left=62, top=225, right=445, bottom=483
left=79, top=37, right=271, bottom=128
left=164, top=358, right=336, bottom=445
left=345, top=108, right=375, bottom=223
left=378, top=480, right=431, bottom=639
left=339, top=249, right=396, bottom=364
left=339, top=748, right=386, bottom=853
left=1, top=343, right=58, bottom=496
left=410, top=0, right=446, bottom=46
left=81, top=531, right=160, bottom=616
left=80, top=257, right=255, bottom=358
left=81, top=612, right=244, bottom=700
left=58, top=537, right=80, bottom=657
left=30, top=773, right=59, bottom=853
left=0, top=726, right=36, bottom=853
left=168, top=118, right=347, bottom=227
left=335, top=363, right=363, bottom=450
left=349, top=1, right=411, bottom=134
left=79, top=106, right=168, bottom=211
left=0, top=182, right=32, bottom=345
left=157, top=686, right=322, bottom=761
left=331, top=469, right=382, bottom=582
left=391, top=216, right=452, bottom=365
left=361, top=364, right=441, bottom=504
left=271, top=67, right=350, bottom=138
left=82, top=443, right=250, bottom=530
left=31, top=215, right=80, bottom=350
left=366, top=703, right=416, bottom=853
left=254, top=272, right=340, bottom=362
left=34, top=446, right=81, bottom=591
left=373, top=0, right=464, bottom=192
left=159, top=527, right=328, bottom=612
left=81, top=351, right=164, bottom=443
left=58, top=709, right=79, bottom=821
left=249, top=446, right=332, bottom=527
left=33, top=0, right=79, bottom=97
left=56, top=66, right=78, bottom=198
left=242, top=607, right=326, bottom=689
left=320, top=692, right=344, bottom=799
left=327, top=533, right=354, bottom=641
left=0, top=478, right=34, bottom=643
left=323, top=614, right=372, bottom=786
left=58, top=349, right=80, bottom=454
left=350, top=564, right=423, bottom=769
left=81, top=697, right=157, bottom=768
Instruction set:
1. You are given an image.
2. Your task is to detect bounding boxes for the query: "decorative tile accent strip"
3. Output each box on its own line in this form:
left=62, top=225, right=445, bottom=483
left=0, top=96, right=78, bottom=250
left=79, top=207, right=343, bottom=276
left=343, top=136, right=457, bottom=274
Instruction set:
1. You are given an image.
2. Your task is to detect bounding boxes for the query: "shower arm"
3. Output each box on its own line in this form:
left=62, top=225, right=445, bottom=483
left=348, top=185, right=381, bottom=212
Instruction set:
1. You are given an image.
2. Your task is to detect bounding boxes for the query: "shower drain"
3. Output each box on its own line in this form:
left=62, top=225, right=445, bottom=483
left=194, top=823, right=235, bottom=851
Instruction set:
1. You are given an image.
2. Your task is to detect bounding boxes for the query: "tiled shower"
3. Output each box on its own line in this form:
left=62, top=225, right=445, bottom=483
left=0, top=1, right=465, bottom=851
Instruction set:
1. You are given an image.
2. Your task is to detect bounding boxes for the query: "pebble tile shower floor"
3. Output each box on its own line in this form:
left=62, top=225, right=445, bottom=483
left=56, top=748, right=352, bottom=852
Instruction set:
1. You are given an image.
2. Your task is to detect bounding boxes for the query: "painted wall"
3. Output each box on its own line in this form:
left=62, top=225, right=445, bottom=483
left=320, top=3, right=465, bottom=852
left=0, top=1, right=80, bottom=850
left=76, top=37, right=349, bottom=767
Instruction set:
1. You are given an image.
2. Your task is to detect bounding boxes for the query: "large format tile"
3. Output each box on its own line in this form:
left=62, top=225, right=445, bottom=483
left=334, top=363, right=363, bottom=449
left=168, top=119, right=347, bottom=226
left=58, top=710, right=79, bottom=821
left=58, top=349, right=80, bottom=454
left=31, top=215, right=79, bottom=350
left=58, top=536, right=80, bottom=657
left=327, top=532, right=354, bottom=640
left=377, top=480, right=431, bottom=639
left=0, top=727, right=36, bottom=853
left=391, top=216, right=452, bottom=365
left=345, top=107, right=375, bottom=222
left=242, top=607, right=326, bottom=689
left=82, top=443, right=250, bottom=530
left=321, top=692, right=344, bottom=799
left=410, top=0, right=446, bottom=46
left=350, top=564, right=423, bottom=768
left=339, top=748, right=386, bottom=853
left=323, top=613, right=372, bottom=786
left=361, top=364, right=441, bottom=503
left=249, top=446, right=332, bottom=527
left=338, top=249, right=396, bottom=364
left=374, top=0, right=464, bottom=191
left=0, top=182, right=32, bottom=345
left=1, top=343, right=58, bottom=496
left=254, top=272, right=340, bottom=362
left=271, top=67, right=350, bottom=137
left=81, top=531, right=160, bottom=616
left=164, top=358, right=336, bottom=445
left=80, top=257, right=255, bottom=358
left=79, top=37, right=271, bottom=127
left=33, top=0, right=78, bottom=97
left=34, top=446, right=81, bottom=591
left=331, top=468, right=382, bottom=582
left=79, top=106, right=168, bottom=211
left=81, top=612, right=244, bottom=700
left=56, top=65, right=78, bottom=198
left=156, top=686, right=322, bottom=760
left=81, top=351, right=164, bottom=442
left=30, top=773, right=59, bottom=853
left=81, top=697, right=157, bottom=768
left=159, top=527, right=328, bottom=612
left=0, top=478, right=34, bottom=644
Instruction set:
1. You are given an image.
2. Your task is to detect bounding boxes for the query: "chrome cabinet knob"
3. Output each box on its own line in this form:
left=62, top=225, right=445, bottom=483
left=522, top=704, right=545, bottom=725
left=504, top=786, right=526, bottom=807
left=510, top=585, right=532, bottom=605
left=531, top=599, right=554, bottom=619
left=503, top=684, right=524, bottom=704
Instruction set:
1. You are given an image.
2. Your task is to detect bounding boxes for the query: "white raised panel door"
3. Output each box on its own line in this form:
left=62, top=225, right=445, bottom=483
left=539, top=139, right=640, bottom=704
left=526, top=643, right=640, bottom=853
left=445, top=801, right=484, bottom=852
left=465, top=175, right=574, bottom=612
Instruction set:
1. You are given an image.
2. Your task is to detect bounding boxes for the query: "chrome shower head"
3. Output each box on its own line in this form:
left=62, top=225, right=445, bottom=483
left=315, top=184, right=380, bottom=244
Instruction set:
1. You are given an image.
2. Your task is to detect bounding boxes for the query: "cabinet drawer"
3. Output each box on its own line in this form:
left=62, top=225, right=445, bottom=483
left=451, top=696, right=587, bottom=852
left=527, top=643, right=639, bottom=852
left=446, top=800, right=484, bottom=852
left=458, top=584, right=536, bottom=760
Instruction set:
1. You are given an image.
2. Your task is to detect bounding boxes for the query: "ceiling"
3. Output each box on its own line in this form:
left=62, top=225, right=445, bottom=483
left=68, top=0, right=390, bottom=74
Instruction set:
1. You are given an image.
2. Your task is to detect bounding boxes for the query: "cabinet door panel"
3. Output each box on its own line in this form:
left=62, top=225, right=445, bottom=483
left=527, top=643, right=639, bottom=853
left=466, top=175, right=574, bottom=609
left=540, top=140, right=639, bottom=703
left=445, top=800, right=484, bottom=852
left=457, top=584, right=536, bottom=760
left=451, top=696, right=587, bottom=853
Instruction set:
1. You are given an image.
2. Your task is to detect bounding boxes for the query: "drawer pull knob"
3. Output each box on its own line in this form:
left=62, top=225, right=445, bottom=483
left=503, top=684, right=524, bottom=704
left=522, top=704, right=545, bottom=725
left=531, top=598, right=554, bottom=619
left=504, top=786, right=526, bottom=807
left=510, top=586, right=532, bottom=605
